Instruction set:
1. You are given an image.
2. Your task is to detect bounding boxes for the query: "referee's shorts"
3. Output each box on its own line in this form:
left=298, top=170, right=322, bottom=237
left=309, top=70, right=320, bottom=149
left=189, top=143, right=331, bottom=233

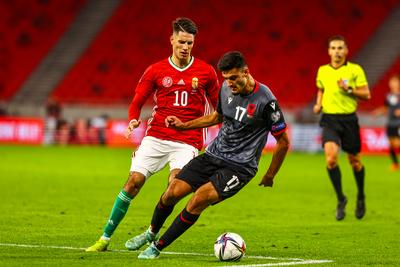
left=319, top=113, right=361, bottom=155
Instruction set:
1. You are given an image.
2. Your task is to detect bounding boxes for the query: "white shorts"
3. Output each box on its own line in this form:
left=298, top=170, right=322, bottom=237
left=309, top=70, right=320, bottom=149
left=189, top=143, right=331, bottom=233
left=130, top=136, right=198, bottom=178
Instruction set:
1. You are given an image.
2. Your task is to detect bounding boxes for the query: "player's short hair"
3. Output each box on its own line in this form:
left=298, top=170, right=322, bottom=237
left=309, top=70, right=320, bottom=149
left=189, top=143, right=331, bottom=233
left=172, top=17, right=198, bottom=35
left=327, top=35, right=347, bottom=47
left=390, top=73, right=400, bottom=81
left=217, top=51, right=248, bottom=71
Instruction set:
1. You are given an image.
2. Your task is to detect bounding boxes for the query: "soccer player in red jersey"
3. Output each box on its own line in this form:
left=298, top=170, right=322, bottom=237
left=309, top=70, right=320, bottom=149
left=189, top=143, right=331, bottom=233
left=86, top=17, right=219, bottom=252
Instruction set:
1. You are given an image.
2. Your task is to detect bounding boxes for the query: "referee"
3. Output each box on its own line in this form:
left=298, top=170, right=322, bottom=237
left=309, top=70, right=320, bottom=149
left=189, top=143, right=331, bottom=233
left=313, top=35, right=371, bottom=221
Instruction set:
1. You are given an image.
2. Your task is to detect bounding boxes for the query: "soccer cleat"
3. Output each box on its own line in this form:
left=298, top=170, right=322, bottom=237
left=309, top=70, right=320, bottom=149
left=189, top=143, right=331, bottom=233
left=138, top=242, right=160, bottom=259
left=125, top=226, right=159, bottom=250
left=355, top=199, right=366, bottom=219
left=336, top=197, right=347, bottom=221
left=85, top=239, right=109, bottom=252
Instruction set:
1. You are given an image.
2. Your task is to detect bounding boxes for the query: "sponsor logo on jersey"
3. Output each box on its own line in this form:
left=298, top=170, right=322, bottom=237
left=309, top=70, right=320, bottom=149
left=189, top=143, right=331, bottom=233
left=162, top=76, right=173, bottom=88
left=247, top=104, right=256, bottom=118
left=228, top=97, right=233, bottom=104
left=178, top=79, right=185, bottom=85
left=192, top=77, right=198, bottom=89
left=271, top=111, right=281, bottom=122
left=270, top=101, right=276, bottom=110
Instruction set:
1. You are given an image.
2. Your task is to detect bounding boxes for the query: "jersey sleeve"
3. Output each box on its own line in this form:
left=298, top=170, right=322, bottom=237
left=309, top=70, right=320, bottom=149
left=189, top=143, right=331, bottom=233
left=354, top=65, right=368, bottom=87
left=263, top=100, right=287, bottom=136
left=316, top=67, right=324, bottom=90
left=205, top=66, right=220, bottom=110
left=128, top=65, right=156, bottom=121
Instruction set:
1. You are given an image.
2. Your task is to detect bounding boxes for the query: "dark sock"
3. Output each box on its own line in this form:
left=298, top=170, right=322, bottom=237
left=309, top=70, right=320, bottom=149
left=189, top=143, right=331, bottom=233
left=327, top=166, right=345, bottom=202
left=354, top=166, right=365, bottom=200
left=389, top=148, right=398, bottom=165
left=150, top=198, right=174, bottom=234
left=155, top=208, right=199, bottom=251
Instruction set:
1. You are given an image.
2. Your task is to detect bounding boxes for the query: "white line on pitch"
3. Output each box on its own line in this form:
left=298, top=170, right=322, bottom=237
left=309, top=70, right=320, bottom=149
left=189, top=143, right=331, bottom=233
left=0, top=243, right=333, bottom=266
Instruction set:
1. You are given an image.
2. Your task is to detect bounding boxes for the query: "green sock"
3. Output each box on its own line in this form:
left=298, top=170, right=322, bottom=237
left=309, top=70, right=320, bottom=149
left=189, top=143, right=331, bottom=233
left=103, top=190, right=133, bottom=238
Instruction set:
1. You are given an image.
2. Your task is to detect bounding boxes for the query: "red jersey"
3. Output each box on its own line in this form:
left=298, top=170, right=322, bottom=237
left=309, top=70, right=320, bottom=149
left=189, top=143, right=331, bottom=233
left=128, top=57, right=219, bottom=150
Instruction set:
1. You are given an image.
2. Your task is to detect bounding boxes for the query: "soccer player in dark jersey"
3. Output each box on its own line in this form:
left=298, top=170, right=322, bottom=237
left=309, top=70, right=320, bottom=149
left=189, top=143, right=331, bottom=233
left=373, top=74, right=400, bottom=170
left=313, top=35, right=371, bottom=221
left=135, top=51, right=289, bottom=259
left=85, top=17, right=219, bottom=252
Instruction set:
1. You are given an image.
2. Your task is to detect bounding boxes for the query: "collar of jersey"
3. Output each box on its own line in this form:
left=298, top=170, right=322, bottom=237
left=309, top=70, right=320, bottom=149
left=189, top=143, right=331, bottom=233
left=168, top=56, right=194, bottom=72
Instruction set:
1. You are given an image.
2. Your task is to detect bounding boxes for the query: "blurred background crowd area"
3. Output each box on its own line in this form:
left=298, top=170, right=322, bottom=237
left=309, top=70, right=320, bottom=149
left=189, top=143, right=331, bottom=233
left=0, top=0, right=399, bottom=150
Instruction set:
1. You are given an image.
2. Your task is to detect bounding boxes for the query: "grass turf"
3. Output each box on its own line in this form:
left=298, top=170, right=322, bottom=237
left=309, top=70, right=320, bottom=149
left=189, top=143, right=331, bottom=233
left=0, top=145, right=399, bottom=266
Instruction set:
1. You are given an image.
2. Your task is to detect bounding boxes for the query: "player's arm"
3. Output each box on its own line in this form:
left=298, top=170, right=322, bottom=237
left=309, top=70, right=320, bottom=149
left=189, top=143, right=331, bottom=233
left=259, top=131, right=290, bottom=187
left=125, top=67, right=155, bottom=139
left=166, top=111, right=222, bottom=130
left=313, top=89, right=323, bottom=114
left=337, top=80, right=371, bottom=100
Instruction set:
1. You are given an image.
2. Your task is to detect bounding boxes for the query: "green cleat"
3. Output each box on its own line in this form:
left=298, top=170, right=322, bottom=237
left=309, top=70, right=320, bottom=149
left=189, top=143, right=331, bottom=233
left=85, top=239, right=109, bottom=252
left=138, top=243, right=160, bottom=259
left=125, top=226, right=159, bottom=250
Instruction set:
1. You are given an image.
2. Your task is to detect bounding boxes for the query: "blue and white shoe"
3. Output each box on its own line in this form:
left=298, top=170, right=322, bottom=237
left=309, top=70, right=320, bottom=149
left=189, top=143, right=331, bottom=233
left=138, top=243, right=160, bottom=259
left=125, top=226, right=159, bottom=250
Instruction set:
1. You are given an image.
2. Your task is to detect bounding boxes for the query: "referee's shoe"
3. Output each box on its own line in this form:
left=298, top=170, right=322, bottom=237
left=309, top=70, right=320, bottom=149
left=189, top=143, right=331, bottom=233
left=336, top=197, right=347, bottom=221
left=355, top=199, right=366, bottom=219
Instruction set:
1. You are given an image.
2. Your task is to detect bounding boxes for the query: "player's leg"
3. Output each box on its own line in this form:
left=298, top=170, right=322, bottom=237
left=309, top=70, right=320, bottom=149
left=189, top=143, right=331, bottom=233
left=342, top=117, right=365, bottom=219
left=86, top=137, right=168, bottom=251
left=125, top=142, right=198, bottom=250
left=139, top=181, right=220, bottom=259
left=324, top=141, right=347, bottom=219
left=389, top=136, right=399, bottom=170
left=347, top=153, right=366, bottom=219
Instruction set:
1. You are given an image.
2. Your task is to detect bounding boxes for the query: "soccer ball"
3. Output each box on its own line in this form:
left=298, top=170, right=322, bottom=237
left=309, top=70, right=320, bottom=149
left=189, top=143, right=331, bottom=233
left=214, top=232, right=246, bottom=261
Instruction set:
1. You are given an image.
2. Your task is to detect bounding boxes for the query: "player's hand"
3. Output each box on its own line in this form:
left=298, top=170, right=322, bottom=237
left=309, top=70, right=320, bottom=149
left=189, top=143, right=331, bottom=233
left=313, top=104, right=322, bottom=114
left=165, top=116, right=184, bottom=129
left=124, top=119, right=141, bottom=139
left=259, top=174, right=274, bottom=187
left=337, top=79, right=348, bottom=92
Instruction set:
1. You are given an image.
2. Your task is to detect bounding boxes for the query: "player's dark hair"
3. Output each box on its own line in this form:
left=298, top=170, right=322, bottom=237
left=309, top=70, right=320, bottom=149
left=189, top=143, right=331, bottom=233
left=172, top=17, right=198, bottom=35
left=217, top=51, right=248, bottom=71
left=327, top=35, right=347, bottom=47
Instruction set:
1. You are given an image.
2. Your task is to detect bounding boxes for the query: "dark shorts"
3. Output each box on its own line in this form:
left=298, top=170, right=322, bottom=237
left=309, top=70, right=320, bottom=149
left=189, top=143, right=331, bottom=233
left=176, top=153, right=254, bottom=200
left=320, top=113, right=361, bottom=155
left=387, top=125, right=400, bottom=137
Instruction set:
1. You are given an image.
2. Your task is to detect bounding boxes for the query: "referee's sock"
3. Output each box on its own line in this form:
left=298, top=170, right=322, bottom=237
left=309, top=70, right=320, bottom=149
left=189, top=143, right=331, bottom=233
left=353, top=166, right=365, bottom=201
left=155, top=208, right=199, bottom=251
left=150, top=197, right=175, bottom=234
left=327, top=166, right=345, bottom=202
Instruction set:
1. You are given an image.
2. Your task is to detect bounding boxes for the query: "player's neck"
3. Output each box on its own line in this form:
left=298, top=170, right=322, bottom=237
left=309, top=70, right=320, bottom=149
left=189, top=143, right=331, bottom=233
left=331, top=60, right=346, bottom=69
left=170, top=55, right=191, bottom=68
left=243, top=75, right=256, bottom=95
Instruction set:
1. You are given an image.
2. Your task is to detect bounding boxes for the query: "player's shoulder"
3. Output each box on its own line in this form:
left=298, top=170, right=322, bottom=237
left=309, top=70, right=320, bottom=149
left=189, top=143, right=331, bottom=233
left=192, top=57, right=214, bottom=70
left=257, top=82, right=276, bottom=100
left=318, top=64, right=331, bottom=71
left=346, top=61, right=364, bottom=71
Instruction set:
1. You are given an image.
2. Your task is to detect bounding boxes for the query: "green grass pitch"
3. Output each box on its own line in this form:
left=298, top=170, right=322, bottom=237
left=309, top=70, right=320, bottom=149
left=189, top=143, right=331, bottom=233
left=0, top=145, right=399, bottom=266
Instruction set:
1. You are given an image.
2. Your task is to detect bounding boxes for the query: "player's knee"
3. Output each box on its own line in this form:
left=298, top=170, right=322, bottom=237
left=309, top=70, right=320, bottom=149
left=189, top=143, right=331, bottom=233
left=349, top=159, right=362, bottom=171
left=186, top=194, right=210, bottom=214
left=326, top=156, right=337, bottom=169
left=124, top=172, right=145, bottom=195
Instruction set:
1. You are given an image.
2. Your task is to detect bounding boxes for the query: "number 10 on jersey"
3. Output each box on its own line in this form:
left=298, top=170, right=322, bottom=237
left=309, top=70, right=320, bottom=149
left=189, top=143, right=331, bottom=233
left=173, top=90, right=188, bottom=106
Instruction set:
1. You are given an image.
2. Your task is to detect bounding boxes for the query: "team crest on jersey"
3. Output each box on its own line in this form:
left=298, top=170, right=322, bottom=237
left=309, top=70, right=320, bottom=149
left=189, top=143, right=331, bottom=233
left=192, top=77, right=199, bottom=90
left=162, top=76, right=173, bottom=88
left=247, top=103, right=256, bottom=118
left=228, top=97, right=233, bottom=104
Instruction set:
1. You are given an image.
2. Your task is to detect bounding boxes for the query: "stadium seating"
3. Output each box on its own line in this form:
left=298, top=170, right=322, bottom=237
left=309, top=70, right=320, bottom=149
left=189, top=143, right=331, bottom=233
left=35, top=0, right=400, bottom=106
left=360, top=56, right=400, bottom=110
left=0, top=0, right=86, bottom=101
